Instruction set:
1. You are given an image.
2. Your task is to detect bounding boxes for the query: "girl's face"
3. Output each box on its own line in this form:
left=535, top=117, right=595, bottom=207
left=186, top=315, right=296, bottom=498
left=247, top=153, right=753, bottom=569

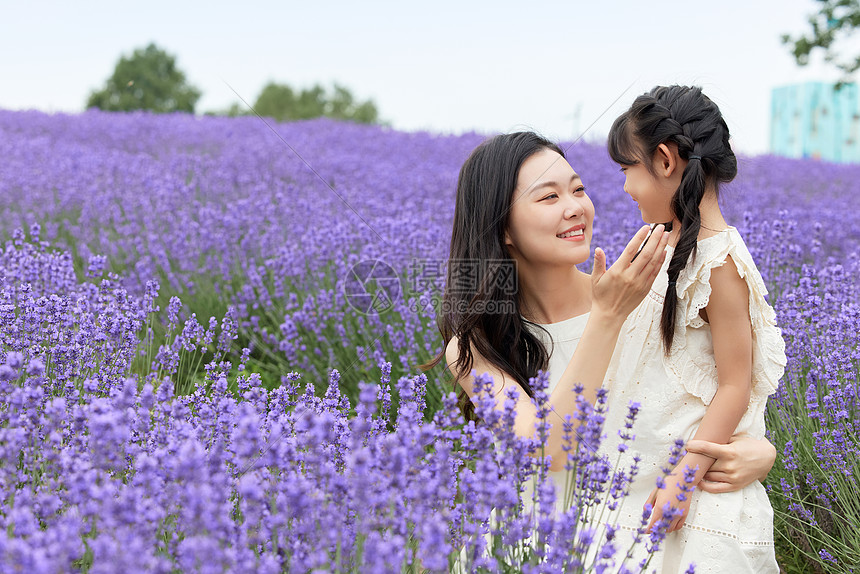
left=619, top=146, right=680, bottom=224
left=504, top=149, right=594, bottom=267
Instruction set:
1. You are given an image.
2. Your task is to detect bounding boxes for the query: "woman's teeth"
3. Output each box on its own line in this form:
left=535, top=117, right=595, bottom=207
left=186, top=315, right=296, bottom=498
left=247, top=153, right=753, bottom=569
left=557, top=229, right=584, bottom=238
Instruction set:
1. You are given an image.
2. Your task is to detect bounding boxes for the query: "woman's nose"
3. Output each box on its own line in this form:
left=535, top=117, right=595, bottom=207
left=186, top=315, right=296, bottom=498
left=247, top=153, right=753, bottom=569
left=563, top=196, right=586, bottom=219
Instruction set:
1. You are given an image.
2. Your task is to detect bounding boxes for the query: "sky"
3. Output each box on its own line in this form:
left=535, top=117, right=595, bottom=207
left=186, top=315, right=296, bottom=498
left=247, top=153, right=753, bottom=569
left=1, top=0, right=858, bottom=155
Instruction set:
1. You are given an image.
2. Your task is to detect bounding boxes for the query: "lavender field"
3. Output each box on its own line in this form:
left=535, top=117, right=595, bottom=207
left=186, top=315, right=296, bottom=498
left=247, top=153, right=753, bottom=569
left=0, top=109, right=858, bottom=572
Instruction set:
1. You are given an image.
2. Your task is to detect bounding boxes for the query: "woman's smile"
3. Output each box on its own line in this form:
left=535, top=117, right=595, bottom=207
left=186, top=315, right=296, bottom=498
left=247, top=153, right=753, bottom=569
left=557, top=224, right=586, bottom=241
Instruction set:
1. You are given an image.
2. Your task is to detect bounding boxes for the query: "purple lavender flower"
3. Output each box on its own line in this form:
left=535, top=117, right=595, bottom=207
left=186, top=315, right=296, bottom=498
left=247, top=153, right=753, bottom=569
left=0, top=110, right=856, bottom=572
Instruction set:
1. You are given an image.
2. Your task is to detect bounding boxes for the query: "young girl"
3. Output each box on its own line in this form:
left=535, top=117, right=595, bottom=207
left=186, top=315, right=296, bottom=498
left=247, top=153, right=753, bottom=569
left=435, top=131, right=779, bottom=567
left=604, top=85, right=787, bottom=572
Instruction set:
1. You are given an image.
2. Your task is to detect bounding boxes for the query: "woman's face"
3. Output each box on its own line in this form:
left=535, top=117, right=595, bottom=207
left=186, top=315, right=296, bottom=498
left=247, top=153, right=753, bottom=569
left=504, top=148, right=595, bottom=268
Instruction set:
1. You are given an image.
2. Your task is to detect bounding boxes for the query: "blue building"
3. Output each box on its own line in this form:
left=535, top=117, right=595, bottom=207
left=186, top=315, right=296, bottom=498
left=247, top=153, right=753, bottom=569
left=770, top=82, right=860, bottom=163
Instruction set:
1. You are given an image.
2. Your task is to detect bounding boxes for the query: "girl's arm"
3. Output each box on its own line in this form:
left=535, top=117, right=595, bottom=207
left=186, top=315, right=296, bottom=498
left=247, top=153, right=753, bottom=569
left=449, top=225, right=669, bottom=472
left=647, top=255, right=754, bottom=532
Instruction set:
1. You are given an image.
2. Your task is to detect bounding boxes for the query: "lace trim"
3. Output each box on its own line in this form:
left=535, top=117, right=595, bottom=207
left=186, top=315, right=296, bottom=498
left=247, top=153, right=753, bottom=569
left=662, top=229, right=785, bottom=404
left=613, top=521, right=774, bottom=546
left=647, top=288, right=665, bottom=305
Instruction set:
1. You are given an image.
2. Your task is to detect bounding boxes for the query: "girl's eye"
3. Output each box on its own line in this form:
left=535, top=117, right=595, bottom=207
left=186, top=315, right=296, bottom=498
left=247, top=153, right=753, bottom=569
left=575, top=186, right=586, bottom=194
left=619, top=167, right=627, bottom=173
left=541, top=193, right=559, bottom=201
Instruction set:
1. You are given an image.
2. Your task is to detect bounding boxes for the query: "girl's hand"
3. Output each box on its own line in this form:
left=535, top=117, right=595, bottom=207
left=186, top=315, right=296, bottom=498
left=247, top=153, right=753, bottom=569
left=645, top=470, right=695, bottom=534
left=591, top=224, right=669, bottom=319
left=684, top=436, right=776, bottom=492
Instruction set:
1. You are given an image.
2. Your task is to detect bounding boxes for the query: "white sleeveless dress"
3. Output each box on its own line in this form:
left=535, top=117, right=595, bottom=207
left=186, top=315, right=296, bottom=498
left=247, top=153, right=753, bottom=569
left=521, top=312, right=593, bottom=512
left=599, top=227, right=786, bottom=573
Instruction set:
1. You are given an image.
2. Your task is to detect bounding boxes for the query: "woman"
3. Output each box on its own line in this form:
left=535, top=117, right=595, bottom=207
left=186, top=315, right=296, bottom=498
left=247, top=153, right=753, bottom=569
left=433, top=131, right=775, bottom=498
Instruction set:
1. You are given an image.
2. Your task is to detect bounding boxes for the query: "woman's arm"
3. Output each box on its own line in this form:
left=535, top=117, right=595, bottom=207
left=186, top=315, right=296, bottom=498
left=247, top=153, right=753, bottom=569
left=448, top=225, right=669, bottom=472
left=684, top=436, right=776, bottom=491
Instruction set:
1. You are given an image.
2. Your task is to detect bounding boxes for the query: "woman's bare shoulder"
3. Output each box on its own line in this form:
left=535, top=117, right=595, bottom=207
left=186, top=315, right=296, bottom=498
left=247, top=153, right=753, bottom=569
left=445, top=334, right=517, bottom=400
left=444, top=335, right=460, bottom=369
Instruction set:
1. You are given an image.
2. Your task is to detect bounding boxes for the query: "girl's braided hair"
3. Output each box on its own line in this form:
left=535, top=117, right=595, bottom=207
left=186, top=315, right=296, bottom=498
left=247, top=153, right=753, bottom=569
left=608, top=85, right=738, bottom=352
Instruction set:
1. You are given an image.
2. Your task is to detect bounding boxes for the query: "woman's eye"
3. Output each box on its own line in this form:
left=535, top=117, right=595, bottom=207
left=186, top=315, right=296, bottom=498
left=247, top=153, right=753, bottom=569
left=541, top=193, right=559, bottom=201
left=575, top=186, right=586, bottom=194
left=619, top=167, right=627, bottom=173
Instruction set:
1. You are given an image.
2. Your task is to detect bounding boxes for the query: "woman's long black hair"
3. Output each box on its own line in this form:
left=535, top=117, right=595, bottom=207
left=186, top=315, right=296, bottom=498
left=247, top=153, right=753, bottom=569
left=607, top=85, right=737, bottom=352
left=424, top=132, right=562, bottom=421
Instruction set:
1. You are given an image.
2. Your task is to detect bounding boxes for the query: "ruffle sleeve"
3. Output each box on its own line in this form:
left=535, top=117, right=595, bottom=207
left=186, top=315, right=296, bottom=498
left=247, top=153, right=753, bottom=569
left=663, top=228, right=787, bottom=405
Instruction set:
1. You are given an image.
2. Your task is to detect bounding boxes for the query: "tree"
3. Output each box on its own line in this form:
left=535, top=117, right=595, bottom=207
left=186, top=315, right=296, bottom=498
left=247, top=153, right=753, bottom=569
left=783, top=0, right=860, bottom=80
left=204, top=103, right=246, bottom=118
left=249, top=81, right=379, bottom=124
left=87, top=43, right=201, bottom=113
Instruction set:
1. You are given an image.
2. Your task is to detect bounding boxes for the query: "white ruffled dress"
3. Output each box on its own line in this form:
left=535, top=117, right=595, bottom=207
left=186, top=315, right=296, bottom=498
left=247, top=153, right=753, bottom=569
left=601, top=227, right=786, bottom=573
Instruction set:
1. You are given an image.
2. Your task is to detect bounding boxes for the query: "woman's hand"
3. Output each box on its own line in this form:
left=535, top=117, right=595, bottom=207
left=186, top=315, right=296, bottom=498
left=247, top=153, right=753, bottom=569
left=684, top=435, right=776, bottom=493
left=591, top=224, right=669, bottom=319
